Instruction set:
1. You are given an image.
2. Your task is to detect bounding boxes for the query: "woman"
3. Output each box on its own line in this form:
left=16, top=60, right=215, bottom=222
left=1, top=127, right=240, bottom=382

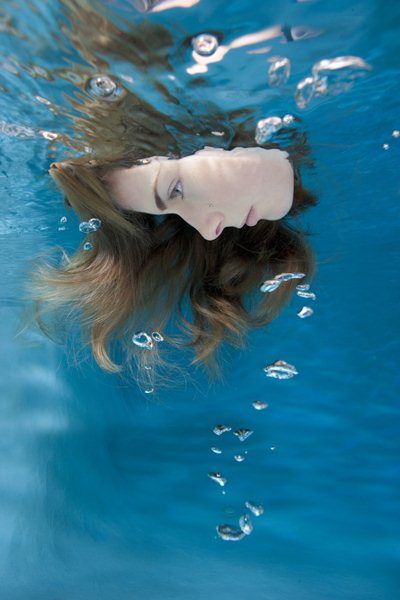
left=28, top=1, right=318, bottom=393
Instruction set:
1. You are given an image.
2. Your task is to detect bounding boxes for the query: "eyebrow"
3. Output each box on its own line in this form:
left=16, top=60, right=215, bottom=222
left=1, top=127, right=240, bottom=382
left=153, top=162, right=168, bottom=212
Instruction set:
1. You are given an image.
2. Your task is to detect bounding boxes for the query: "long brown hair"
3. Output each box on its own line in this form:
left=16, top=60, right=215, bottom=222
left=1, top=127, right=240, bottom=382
left=24, top=1, right=318, bottom=394
left=27, top=150, right=317, bottom=393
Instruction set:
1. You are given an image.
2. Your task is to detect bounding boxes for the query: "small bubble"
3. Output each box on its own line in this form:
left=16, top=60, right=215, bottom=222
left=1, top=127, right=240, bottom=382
left=88, top=218, right=101, bottom=231
left=144, top=388, right=154, bottom=394
left=86, top=74, right=123, bottom=101
left=392, top=130, right=400, bottom=138
left=208, top=472, right=227, bottom=487
left=234, top=454, right=245, bottom=462
left=252, top=400, right=268, bottom=410
left=267, top=56, right=291, bottom=87
left=213, top=425, right=231, bottom=436
left=296, top=283, right=310, bottom=291
left=192, top=33, right=219, bottom=57
left=79, top=221, right=92, bottom=234
left=282, top=113, right=295, bottom=126
left=211, top=447, right=222, bottom=454
left=59, top=216, right=67, bottom=224
left=255, top=116, right=283, bottom=144
left=233, top=428, right=253, bottom=442
left=297, top=306, right=313, bottom=318
left=275, top=272, right=305, bottom=282
left=297, top=290, right=316, bottom=300
left=382, top=143, right=390, bottom=150
left=239, top=514, right=253, bottom=535
left=295, top=76, right=316, bottom=109
left=245, top=501, right=264, bottom=517
left=216, top=524, right=245, bottom=541
left=83, top=242, right=93, bottom=251
left=132, top=331, right=154, bottom=349
left=40, top=130, right=59, bottom=140
left=263, top=360, right=298, bottom=379
left=270, top=446, right=276, bottom=451
left=260, top=279, right=281, bottom=293
left=151, top=331, right=164, bottom=342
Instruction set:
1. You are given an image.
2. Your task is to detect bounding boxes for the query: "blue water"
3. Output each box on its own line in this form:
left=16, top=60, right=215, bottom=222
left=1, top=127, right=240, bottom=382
left=0, top=0, right=399, bottom=598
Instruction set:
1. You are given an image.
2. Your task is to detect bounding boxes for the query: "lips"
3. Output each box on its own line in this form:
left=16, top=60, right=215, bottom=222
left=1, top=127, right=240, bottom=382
left=245, top=206, right=258, bottom=227
left=215, top=220, right=224, bottom=236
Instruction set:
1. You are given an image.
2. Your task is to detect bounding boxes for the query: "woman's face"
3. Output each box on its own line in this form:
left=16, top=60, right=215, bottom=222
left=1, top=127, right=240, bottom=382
left=104, top=146, right=294, bottom=241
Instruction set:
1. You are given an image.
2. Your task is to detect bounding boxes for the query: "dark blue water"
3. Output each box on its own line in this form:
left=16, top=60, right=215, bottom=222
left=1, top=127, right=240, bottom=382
left=0, top=0, right=399, bottom=598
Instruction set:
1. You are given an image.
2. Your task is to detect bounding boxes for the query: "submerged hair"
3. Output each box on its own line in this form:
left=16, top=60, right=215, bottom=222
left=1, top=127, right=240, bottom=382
left=26, top=152, right=318, bottom=394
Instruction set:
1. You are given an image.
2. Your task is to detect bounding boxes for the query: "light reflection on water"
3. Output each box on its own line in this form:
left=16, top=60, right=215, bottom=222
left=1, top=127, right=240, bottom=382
left=0, top=0, right=399, bottom=598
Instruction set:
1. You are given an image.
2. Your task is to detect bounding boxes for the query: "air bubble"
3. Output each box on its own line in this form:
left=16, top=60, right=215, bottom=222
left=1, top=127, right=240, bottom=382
left=275, top=272, right=305, bottom=282
left=268, top=56, right=291, bottom=86
left=88, top=218, right=101, bottom=231
left=192, top=33, right=219, bottom=57
left=295, top=76, right=316, bottom=109
left=252, top=400, right=268, bottom=410
left=79, top=219, right=101, bottom=234
left=297, top=290, right=316, bottom=300
left=208, top=472, right=227, bottom=487
left=216, top=524, right=245, bottom=541
left=132, top=331, right=154, bottom=349
left=151, top=331, right=164, bottom=342
left=83, top=242, right=93, bottom=251
left=297, top=306, right=313, bottom=318
left=245, top=501, right=264, bottom=517
left=211, top=447, right=222, bottom=454
left=312, top=56, right=372, bottom=97
left=86, top=74, right=123, bottom=101
left=282, top=114, right=295, bottom=126
left=233, top=428, right=253, bottom=442
left=263, top=360, right=298, bottom=379
left=213, top=425, right=231, bottom=436
left=260, top=279, right=281, bottom=293
left=239, top=514, right=253, bottom=535
left=255, top=116, right=283, bottom=144
left=234, top=454, right=245, bottom=462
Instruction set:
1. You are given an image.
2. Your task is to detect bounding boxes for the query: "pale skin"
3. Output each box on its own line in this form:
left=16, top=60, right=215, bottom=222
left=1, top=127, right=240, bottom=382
left=104, top=146, right=295, bottom=241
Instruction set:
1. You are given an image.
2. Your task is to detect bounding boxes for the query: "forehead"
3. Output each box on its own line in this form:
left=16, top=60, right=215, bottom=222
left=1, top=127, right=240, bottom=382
left=104, top=159, right=161, bottom=213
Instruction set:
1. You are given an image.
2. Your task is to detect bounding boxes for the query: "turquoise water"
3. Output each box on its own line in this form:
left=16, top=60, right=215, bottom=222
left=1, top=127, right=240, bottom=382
left=0, top=0, right=399, bottom=598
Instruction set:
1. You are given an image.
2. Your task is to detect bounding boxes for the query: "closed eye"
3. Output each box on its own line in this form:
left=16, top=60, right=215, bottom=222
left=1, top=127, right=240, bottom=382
left=169, top=179, right=184, bottom=200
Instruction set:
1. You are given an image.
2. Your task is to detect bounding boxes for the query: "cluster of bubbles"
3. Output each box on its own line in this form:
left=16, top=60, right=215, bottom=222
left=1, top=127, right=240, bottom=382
left=217, top=500, right=264, bottom=541
left=58, top=216, right=67, bottom=231
left=255, top=56, right=372, bottom=144
left=78, top=218, right=102, bottom=234
left=209, top=410, right=273, bottom=540
left=255, top=113, right=295, bottom=144
left=294, top=55, right=372, bottom=109
left=191, top=33, right=219, bottom=57
left=260, top=271, right=305, bottom=292
left=132, top=330, right=164, bottom=350
left=209, top=418, right=267, bottom=541
left=260, top=272, right=316, bottom=320
left=86, top=74, right=124, bottom=102
left=382, top=129, right=399, bottom=151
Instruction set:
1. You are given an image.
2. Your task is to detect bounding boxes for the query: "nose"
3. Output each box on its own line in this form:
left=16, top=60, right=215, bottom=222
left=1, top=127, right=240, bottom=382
left=180, top=207, right=223, bottom=241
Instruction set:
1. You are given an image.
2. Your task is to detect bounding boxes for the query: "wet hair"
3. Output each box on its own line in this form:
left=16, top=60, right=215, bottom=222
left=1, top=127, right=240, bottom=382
left=24, top=3, right=318, bottom=393
left=26, top=149, right=317, bottom=393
